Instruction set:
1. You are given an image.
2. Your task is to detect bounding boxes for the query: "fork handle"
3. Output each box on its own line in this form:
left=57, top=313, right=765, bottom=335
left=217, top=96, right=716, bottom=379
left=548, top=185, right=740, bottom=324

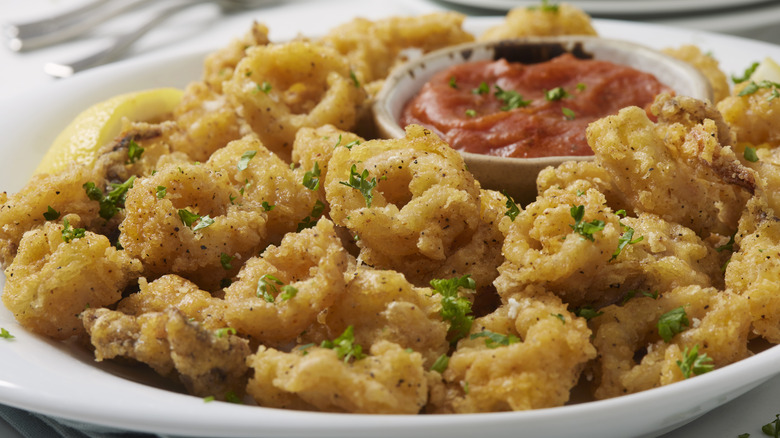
left=44, top=0, right=210, bottom=78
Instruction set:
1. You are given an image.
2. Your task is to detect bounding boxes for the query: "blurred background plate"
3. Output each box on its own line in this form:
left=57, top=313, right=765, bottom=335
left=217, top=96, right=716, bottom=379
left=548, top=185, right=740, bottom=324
left=437, top=0, right=774, bottom=16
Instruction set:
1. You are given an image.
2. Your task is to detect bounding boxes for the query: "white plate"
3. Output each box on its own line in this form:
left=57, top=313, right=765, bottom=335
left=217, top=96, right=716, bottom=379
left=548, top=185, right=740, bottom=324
left=440, top=0, right=770, bottom=16
left=1, top=17, right=779, bottom=438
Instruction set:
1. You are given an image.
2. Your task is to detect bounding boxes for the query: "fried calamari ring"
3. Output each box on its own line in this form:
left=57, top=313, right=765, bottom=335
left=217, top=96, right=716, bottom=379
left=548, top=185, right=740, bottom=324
left=479, top=3, right=597, bottom=41
left=247, top=340, right=428, bottom=413
left=291, top=124, right=364, bottom=194
left=82, top=307, right=250, bottom=399
left=206, top=135, right=321, bottom=242
left=223, top=218, right=348, bottom=345
left=118, top=162, right=267, bottom=288
left=203, top=21, right=270, bottom=93
left=3, top=220, right=141, bottom=339
left=325, top=125, right=481, bottom=267
left=430, top=286, right=595, bottom=413
left=300, top=267, right=449, bottom=367
left=224, top=41, right=367, bottom=161
left=589, top=285, right=750, bottom=399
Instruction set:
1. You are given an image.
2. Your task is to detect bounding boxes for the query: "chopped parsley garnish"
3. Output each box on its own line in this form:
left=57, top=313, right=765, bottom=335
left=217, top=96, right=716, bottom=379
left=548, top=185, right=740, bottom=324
left=344, top=139, right=361, bottom=150
left=302, top=161, right=321, bottom=190
left=430, top=275, right=476, bottom=344
left=279, top=285, right=298, bottom=301
left=126, top=139, right=144, bottom=164
left=449, top=76, right=458, bottom=89
left=562, top=107, right=576, bottom=120
left=545, top=86, right=571, bottom=101
left=431, top=354, right=450, bottom=373
left=350, top=70, right=360, bottom=88
left=465, top=109, right=477, bottom=117
left=575, top=306, right=603, bottom=320
left=658, top=306, right=689, bottom=343
left=297, top=343, right=315, bottom=355
left=214, top=327, right=237, bottom=338
left=61, top=218, right=86, bottom=243
left=576, top=82, right=587, bottom=91
left=203, top=396, right=215, bottom=403
left=528, top=0, right=559, bottom=12
left=43, top=205, right=60, bottom=221
left=552, top=313, right=566, bottom=323
left=738, top=80, right=780, bottom=99
left=220, top=253, right=234, bottom=270
left=156, top=185, right=167, bottom=199
left=569, top=205, right=605, bottom=241
left=494, top=85, right=531, bottom=111
left=83, top=176, right=136, bottom=220
left=716, top=233, right=736, bottom=252
left=256, top=274, right=283, bottom=302
left=177, top=209, right=214, bottom=231
left=744, top=146, right=760, bottom=162
left=676, top=344, right=714, bottom=378
left=472, top=81, right=490, bottom=95
left=256, top=81, right=272, bottom=94
left=470, top=330, right=520, bottom=348
left=261, top=201, right=275, bottom=212
left=296, top=199, right=325, bottom=231
left=503, top=190, right=520, bottom=221
left=0, top=328, right=14, bottom=339
left=225, top=391, right=242, bottom=404
left=611, top=211, right=643, bottom=261
left=321, top=325, right=366, bottom=362
left=732, top=61, right=759, bottom=84
left=339, top=164, right=377, bottom=207
left=763, top=414, right=780, bottom=438
left=237, top=150, right=257, bottom=171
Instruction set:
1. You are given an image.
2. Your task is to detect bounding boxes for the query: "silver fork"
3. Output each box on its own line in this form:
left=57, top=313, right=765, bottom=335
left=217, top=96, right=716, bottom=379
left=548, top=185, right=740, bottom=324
left=40, top=0, right=277, bottom=78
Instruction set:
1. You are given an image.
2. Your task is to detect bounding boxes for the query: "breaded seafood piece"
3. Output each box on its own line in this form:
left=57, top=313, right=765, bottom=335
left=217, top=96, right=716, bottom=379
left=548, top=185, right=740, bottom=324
left=203, top=21, right=271, bottom=93
left=319, top=12, right=474, bottom=86
left=718, top=81, right=780, bottom=148
left=117, top=275, right=228, bottom=331
left=589, top=285, right=751, bottom=399
left=247, top=340, right=428, bottom=414
left=206, top=135, right=320, bottom=243
left=301, top=267, right=448, bottom=367
left=725, top=195, right=780, bottom=343
left=118, top=162, right=267, bottom=287
left=431, top=286, right=596, bottom=413
left=224, top=41, right=367, bottom=161
left=3, top=220, right=142, bottom=339
left=0, top=165, right=105, bottom=268
left=325, top=125, right=481, bottom=270
left=662, top=45, right=730, bottom=103
left=167, top=81, right=246, bottom=162
left=587, top=94, right=753, bottom=238
left=291, top=125, right=365, bottom=194
left=223, top=218, right=349, bottom=345
left=479, top=3, right=597, bottom=41
left=536, top=160, right=630, bottom=216
left=82, top=307, right=250, bottom=399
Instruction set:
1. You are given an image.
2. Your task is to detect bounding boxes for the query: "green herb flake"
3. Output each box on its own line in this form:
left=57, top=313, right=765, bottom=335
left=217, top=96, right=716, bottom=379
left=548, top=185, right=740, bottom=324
left=430, top=275, right=476, bottom=344
left=321, top=325, right=366, bottom=363
left=545, top=86, right=571, bottom=101
left=203, top=396, right=216, bottom=403
left=465, top=109, right=477, bottom=117
left=494, top=85, right=531, bottom=111
left=84, top=176, right=136, bottom=220
left=717, top=233, right=736, bottom=253
left=126, top=139, right=144, bottom=164
left=562, top=107, right=576, bottom=120
left=0, top=328, right=14, bottom=339
left=214, top=327, right=237, bottom=338
left=256, top=81, right=272, bottom=94
left=279, top=285, right=298, bottom=301
left=762, top=414, right=780, bottom=438
left=43, top=206, right=60, bottom=221
left=350, top=70, right=360, bottom=88
left=472, top=81, right=490, bottom=95
left=220, top=253, right=234, bottom=270
left=225, top=391, right=242, bottom=404
left=257, top=274, right=284, bottom=302
left=156, top=186, right=167, bottom=199
left=569, top=205, right=605, bottom=241
left=553, top=313, right=566, bottom=324
left=61, top=218, right=86, bottom=243
left=658, top=306, right=690, bottom=343
left=237, top=150, right=257, bottom=171
left=339, top=164, right=377, bottom=207
left=503, top=190, right=520, bottom=221
left=302, top=161, right=321, bottom=190
left=177, top=209, right=201, bottom=227
left=528, top=0, right=559, bottom=12
left=732, top=61, right=759, bottom=84
left=575, top=306, right=604, bottom=320
left=344, top=139, right=361, bottom=150
left=676, top=344, right=714, bottom=378
left=611, top=214, right=643, bottom=261
left=431, top=354, right=450, bottom=373
left=744, top=146, right=760, bottom=162
left=576, top=82, right=587, bottom=91
left=297, top=343, right=315, bottom=355
left=192, top=215, right=214, bottom=232
left=296, top=199, right=325, bottom=232
left=261, top=201, right=275, bottom=212
left=470, top=330, right=520, bottom=348
left=738, top=80, right=780, bottom=100
left=449, top=76, right=458, bottom=89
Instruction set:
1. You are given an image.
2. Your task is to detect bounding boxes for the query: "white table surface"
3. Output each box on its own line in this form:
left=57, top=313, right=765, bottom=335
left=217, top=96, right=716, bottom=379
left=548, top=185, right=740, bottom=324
left=1, top=0, right=779, bottom=437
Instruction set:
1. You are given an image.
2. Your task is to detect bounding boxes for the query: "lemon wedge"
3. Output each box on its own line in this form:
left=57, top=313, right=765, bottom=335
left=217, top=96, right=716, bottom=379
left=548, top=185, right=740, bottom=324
left=35, top=87, right=183, bottom=175
left=749, top=57, right=780, bottom=83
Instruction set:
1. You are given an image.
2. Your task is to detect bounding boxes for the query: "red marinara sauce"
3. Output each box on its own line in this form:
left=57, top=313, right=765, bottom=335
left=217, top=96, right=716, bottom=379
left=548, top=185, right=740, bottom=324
left=400, top=53, right=671, bottom=158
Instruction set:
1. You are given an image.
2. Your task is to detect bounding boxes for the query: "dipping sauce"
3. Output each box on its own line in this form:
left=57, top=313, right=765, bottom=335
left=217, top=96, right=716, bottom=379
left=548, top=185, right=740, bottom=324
left=400, top=53, right=671, bottom=158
